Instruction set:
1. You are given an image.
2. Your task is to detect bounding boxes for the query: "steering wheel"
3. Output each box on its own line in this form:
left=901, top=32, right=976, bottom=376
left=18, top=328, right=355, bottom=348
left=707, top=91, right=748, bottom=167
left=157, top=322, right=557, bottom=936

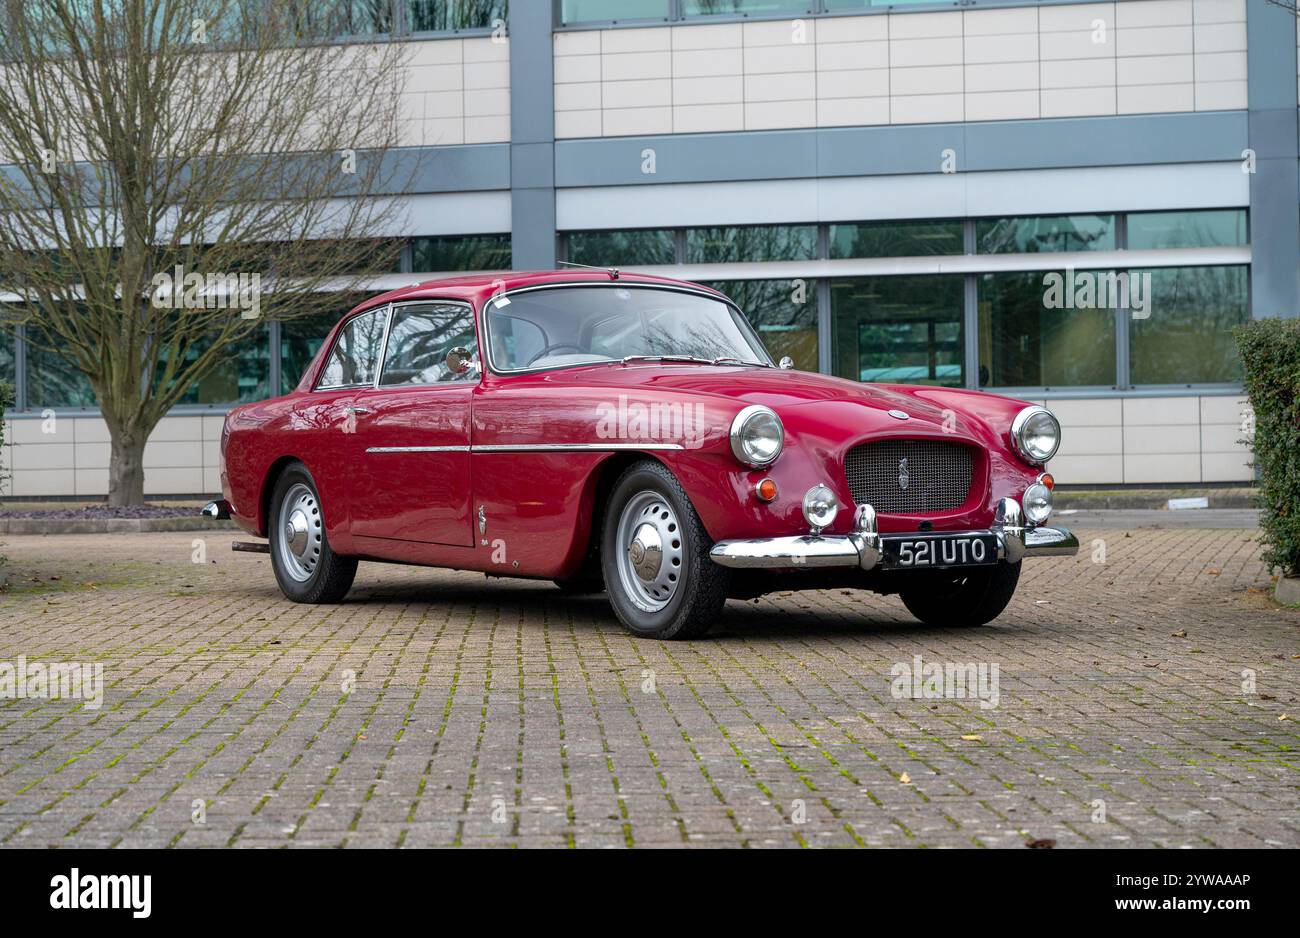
left=525, top=343, right=585, bottom=366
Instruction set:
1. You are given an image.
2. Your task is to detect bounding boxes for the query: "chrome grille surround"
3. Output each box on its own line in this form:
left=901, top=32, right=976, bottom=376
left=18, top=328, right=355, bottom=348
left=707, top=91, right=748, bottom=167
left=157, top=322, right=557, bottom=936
left=844, top=439, right=973, bottom=514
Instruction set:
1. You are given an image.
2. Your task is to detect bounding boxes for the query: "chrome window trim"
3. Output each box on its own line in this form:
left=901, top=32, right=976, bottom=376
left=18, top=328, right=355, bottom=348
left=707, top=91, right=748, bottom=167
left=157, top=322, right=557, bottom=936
left=367, top=445, right=472, bottom=453
left=480, top=281, right=773, bottom=377
left=314, top=304, right=393, bottom=392
left=374, top=298, right=479, bottom=389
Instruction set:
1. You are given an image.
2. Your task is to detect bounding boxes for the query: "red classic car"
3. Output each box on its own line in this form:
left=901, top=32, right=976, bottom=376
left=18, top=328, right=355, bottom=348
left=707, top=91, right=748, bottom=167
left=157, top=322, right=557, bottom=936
left=206, top=270, right=1078, bottom=639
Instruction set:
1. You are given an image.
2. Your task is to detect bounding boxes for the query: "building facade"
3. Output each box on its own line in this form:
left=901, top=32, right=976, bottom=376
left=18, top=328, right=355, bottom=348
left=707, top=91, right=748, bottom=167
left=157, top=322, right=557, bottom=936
left=2, top=0, right=1298, bottom=496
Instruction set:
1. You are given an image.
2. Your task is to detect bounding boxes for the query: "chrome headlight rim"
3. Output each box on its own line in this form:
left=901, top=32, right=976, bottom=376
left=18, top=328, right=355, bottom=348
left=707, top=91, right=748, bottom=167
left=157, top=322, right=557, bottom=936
left=729, top=404, right=784, bottom=468
left=1010, top=405, right=1061, bottom=466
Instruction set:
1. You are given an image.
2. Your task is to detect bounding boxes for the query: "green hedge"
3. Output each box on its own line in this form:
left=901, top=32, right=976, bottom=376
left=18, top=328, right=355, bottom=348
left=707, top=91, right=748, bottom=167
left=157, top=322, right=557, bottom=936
left=1236, top=319, right=1300, bottom=579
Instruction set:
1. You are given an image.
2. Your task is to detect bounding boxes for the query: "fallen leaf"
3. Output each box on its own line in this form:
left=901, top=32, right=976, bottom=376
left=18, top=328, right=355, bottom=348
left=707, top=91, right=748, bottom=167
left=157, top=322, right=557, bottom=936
left=1260, top=694, right=1276, bottom=701
left=960, top=734, right=983, bottom=742
left=1171, top=629, right=1187, bottom=638
left=1280, top=714, right=1291, bottom=722
left=899, top=772, right=911, bottom=784
left=1025, top=838, right=1056, bottom=849
left=1206, top=568, right=1221, bottom=576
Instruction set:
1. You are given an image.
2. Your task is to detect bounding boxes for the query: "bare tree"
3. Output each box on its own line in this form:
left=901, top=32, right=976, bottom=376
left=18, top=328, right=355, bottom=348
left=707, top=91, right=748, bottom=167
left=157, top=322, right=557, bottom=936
left=0, top=0, right=410, bottom=505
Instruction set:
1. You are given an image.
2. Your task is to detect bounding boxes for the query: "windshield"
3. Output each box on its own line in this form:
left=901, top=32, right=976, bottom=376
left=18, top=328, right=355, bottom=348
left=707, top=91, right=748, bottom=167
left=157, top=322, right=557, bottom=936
left=484, top=284, right=772, bottom=372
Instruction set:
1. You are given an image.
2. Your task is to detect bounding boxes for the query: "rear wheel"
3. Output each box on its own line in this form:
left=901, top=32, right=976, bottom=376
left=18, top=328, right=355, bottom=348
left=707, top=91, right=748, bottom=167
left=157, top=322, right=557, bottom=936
left=899, top=562, right=1021, bottom=627
left=269, top=462, right=357, bottom=604
left=601, top=461, right=728, bottom=640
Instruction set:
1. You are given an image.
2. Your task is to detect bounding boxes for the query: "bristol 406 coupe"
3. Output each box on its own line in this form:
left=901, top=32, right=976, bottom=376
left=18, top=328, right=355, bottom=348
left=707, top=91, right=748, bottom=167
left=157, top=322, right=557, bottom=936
left=208, top=271, right=1079, bottom=639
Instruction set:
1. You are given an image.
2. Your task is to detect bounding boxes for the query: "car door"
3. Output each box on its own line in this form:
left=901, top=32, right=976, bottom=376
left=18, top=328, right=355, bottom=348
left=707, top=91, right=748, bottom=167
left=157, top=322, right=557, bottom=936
left=347, top=301, right=478, bottom=546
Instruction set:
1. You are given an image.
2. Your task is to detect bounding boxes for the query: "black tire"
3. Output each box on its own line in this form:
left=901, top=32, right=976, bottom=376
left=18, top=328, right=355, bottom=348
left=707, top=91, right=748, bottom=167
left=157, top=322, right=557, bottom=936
left=268, top=461, right=357, bottom=604
left=600, top=460, right=728, bottom=639
left=899, top=561, right=1021, bottom=627
left=553, top=575, right=605, bottom=595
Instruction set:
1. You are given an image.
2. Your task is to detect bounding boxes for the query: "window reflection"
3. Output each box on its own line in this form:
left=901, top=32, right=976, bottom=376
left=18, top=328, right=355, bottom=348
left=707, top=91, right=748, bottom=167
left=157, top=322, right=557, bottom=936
left=832, top=276, right=964, bottom=387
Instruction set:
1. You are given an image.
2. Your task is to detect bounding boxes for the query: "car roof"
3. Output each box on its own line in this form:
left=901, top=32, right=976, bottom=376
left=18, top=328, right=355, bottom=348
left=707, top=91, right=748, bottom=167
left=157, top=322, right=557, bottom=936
left=350, top=270, right=726, bottom=316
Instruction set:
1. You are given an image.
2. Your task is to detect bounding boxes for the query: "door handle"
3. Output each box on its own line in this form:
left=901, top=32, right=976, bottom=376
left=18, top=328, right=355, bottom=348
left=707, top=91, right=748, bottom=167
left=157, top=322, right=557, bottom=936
left=346, top=406, right=372, bottom=416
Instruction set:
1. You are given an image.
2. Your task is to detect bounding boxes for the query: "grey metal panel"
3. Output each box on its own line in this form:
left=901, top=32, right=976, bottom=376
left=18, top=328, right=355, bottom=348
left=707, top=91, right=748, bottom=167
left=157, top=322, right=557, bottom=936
left=1246, top=0, right=1300, bottom=319
left=510, top=187, right=557, bottom=271
left=508, top=0, right=556, bottom=269
left=555, top=113, right=1249, bottom=189
left=377, top=144, right=511, bottom=194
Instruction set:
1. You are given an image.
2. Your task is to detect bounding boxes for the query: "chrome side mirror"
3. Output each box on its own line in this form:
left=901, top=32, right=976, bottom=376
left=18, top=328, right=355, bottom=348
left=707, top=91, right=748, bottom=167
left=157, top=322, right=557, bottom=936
left=778, top=356, right=794, bottom=370
left=445, top=346, right=477, bottom=375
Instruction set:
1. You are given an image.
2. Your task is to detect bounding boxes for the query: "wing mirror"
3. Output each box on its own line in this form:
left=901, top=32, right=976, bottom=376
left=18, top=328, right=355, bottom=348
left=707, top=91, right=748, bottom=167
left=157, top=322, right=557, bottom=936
left=778, top=356, right=794, bottom=370
left=445, top=346, right=478, bottom=375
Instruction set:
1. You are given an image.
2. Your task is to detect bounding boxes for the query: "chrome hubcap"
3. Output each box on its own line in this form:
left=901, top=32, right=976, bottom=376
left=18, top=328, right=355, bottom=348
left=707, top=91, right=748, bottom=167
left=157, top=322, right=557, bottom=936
left=275, top=483, right=323, bottom=583
left=615, top=492, right=683, bottom=613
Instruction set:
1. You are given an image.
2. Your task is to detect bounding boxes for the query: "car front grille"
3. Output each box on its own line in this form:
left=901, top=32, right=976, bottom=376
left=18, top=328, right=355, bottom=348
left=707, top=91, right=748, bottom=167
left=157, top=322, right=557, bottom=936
left=844, top=439, right=973, bottom=514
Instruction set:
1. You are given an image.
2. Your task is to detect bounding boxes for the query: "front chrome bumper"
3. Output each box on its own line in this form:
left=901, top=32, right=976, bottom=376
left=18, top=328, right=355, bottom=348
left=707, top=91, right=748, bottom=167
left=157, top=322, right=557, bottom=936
left=709, top=498, right=1079, bottom=571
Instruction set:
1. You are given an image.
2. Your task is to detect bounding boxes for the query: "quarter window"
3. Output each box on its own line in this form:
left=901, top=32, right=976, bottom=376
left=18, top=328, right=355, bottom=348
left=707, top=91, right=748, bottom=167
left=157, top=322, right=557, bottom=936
left=379, top=303, right=478, bottom=385
left=317, top=307, right=389, bottom=388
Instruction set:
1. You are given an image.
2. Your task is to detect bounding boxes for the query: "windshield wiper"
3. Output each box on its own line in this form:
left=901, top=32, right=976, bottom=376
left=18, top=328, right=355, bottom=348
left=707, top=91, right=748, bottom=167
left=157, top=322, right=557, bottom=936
left=620, top=354, right=769, bottom=367
left=711, top=356, right=770, bottom=367
left=621, top=355, right=715, bottom=365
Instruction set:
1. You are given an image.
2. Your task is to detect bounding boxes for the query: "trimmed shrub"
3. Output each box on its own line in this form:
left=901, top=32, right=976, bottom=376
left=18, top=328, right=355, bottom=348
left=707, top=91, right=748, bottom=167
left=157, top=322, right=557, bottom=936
left=0, top=379, right=10, bottom=577
left=1236, top=318, right=1300, bottom=578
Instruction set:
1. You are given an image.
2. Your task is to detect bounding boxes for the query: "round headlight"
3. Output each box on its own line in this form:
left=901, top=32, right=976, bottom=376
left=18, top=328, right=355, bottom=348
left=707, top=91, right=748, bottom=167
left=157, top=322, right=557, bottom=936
left=1023, top=482, right=1052, bottom=525
left=1011, top=406, right=1061, bottom=465
left=729, top=404, right=784, bottom=467
left=802, top=484, right=839, bottom=533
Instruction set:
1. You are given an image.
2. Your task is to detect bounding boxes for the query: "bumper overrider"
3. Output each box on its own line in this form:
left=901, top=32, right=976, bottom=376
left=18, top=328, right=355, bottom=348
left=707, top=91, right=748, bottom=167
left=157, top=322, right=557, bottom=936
left=709, top=497, right=1079, bottom=570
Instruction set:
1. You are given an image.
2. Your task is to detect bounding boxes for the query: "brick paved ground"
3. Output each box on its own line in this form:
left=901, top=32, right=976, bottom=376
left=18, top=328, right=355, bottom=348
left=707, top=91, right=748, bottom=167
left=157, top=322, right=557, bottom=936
left=0, top=524, right=1296, bottom=848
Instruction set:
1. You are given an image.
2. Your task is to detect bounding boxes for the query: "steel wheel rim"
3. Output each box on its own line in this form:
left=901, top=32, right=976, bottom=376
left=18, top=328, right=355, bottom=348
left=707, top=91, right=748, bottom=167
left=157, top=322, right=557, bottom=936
left=275, top=483, right=323, bottom=583
left=615, top=490, right=684, bottom=613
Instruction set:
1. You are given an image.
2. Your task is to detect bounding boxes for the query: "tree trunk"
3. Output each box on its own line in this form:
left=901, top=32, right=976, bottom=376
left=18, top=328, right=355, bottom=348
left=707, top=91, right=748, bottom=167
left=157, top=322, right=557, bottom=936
left=107, top=425, right=148, bottom=507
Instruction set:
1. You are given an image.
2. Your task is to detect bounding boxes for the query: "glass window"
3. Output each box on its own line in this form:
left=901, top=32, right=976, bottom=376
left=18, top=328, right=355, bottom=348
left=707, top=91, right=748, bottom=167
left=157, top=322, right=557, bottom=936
left=317, top=307, right=389, bottom=388
left=169, top=328, right=271, bottom=405
left=700, top=280, right=818, bottom=372
left=977, top=214, right=1115, bottom=254
left=380, top=303, right=478, bottom=385
left=410, top=233, right=511, bottom=272
left=1129, top=265, right=1248, bottom=385
left=566, top=229, right=675, bottom=267
left=486, top=285, right=769, bottom=372
left=832, top=276, right=964, bottom=387
left=409, top=0, right=508, bottom=31
left=685, top=225, right=817, bottom=264
left=683, top=0, right=812, bottom=15
left=829, top=219, right=962, bottom=258
left=282, top=313, right=340, bottom=390
left=289, top=0, right=393, bottom=36
left=1126, top=210, right=1248, bottom=250
left=0, top=328, right=14, bottom=390
left=26, top=332, right=97, bottom=409
left=559, top=0, right=668, bottom=23
left=977, top=271, right=1116, bottom=388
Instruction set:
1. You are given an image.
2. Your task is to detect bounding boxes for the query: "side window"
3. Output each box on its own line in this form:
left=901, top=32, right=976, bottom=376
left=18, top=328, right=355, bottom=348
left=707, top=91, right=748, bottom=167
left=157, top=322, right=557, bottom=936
left=379, top=303, right=478, bottom=386
left=317, top=307, right=388, bottom=388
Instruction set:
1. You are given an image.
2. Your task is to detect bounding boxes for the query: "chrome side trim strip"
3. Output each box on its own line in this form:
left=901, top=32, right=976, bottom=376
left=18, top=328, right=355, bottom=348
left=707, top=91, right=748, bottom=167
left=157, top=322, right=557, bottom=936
left=474, top=442, right=686, bottom=452
left=365, top=442, right=685, bottom=454
left=366, top=445, right=471, bottom=453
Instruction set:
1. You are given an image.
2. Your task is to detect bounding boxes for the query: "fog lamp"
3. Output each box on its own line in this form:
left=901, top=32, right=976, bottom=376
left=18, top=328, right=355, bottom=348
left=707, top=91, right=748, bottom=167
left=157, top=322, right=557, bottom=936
left=1023, top=482, right=1053, bottom=525
left=802, top=484, right=839, bottom=534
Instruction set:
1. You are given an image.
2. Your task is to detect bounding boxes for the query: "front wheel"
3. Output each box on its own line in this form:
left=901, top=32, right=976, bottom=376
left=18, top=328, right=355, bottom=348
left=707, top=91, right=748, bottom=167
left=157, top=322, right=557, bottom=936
left=269, top=462, right=357, bottom=604
left=898, top=561, right=1021, bottom=627
left=600, top=460, right=728, bottom=640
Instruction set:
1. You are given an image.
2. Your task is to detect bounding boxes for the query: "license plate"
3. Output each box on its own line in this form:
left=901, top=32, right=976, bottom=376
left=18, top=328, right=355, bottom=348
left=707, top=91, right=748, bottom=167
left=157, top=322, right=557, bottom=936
left=882, top=533, right=998, bottom=569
